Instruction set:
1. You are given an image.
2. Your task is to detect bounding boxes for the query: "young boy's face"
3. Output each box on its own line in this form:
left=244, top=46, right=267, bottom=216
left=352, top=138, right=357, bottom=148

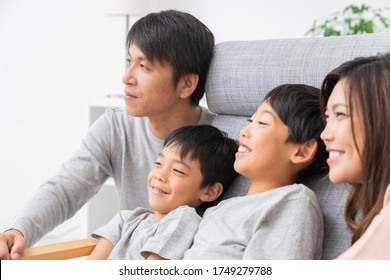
left=234, top=100, right=298, bottom=187
left=147, top=145, right=205, bottom=220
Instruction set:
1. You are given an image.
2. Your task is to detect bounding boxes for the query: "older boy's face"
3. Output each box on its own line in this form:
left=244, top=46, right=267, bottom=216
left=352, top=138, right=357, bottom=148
left=122, top=44, right=181, bottom=118
left=147, top=145, right=205, bottom=220
left=234, top=101, right=297, bottom=188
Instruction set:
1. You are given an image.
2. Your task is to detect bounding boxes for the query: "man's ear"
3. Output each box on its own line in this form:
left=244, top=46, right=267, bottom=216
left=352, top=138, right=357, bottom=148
left=178, top=73, right=199, bottom=99
left=291, top=139, right=318, bottom=164
left=200, top=182, right=223, bottom=202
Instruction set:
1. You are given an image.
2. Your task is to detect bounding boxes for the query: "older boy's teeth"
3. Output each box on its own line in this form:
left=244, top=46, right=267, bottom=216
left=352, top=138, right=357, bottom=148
left=238, top=146, right=250, bottom=153
left=329, top=151, right=343, bottom=158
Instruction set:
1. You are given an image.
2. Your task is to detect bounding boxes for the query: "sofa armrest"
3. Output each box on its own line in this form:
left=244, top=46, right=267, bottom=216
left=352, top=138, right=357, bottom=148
left=21, top=238, right=98, bottom=260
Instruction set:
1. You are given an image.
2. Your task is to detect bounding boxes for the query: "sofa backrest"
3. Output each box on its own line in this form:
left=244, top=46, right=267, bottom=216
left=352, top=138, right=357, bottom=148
left=205, top=31, right=390, bottom=260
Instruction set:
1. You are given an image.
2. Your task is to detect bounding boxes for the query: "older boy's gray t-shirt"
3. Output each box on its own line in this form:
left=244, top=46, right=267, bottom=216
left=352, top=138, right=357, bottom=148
left=11, top=107, right=215, bottom=246
left=92, top=205, right=201, bottom=260
left=183, top=183, right=324, bottom=260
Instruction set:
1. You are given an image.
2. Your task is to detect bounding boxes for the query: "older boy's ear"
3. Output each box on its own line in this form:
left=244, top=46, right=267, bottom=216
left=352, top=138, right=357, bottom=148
left=200, top=182, right=223, bottom=202
left=291, top=139, right=318, bottom=164
left=178, top=73, right=199, bottom=99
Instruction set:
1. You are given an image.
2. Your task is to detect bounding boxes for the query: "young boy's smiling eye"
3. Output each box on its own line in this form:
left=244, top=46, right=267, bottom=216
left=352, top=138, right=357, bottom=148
left=173, top=168, right=186, bottom=175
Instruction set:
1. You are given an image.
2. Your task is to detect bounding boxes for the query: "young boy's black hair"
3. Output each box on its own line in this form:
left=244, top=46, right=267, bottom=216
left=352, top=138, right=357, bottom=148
left=127, top=10, right=215, bottom=106
left=264, top=84, right=328, bottom=182
left=164, top=125, right=238, bottom=213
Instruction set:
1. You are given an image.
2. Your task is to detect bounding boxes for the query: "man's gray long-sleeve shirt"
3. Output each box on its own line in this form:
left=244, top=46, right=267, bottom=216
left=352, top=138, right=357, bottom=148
left=10, top=107, right=215, bottom=246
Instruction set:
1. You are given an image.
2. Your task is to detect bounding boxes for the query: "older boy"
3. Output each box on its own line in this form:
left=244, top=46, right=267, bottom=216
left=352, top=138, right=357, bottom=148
left=0, top=10, right=215, bottom=260
left=88, top=125, right=238, bottom=260
left=181, top=84, right=327, bottom=259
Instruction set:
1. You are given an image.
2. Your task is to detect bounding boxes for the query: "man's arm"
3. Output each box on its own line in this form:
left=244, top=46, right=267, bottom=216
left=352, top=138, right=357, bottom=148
left=5, top=112, right=115, bottom=248
left=88, top=238, right=114, bottom=260
left=0, top=229, right=26, bottom=260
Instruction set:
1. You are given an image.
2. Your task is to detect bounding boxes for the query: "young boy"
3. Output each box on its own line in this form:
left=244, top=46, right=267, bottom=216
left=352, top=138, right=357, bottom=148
left=88, top=125, right=238, bottom=260
left=181, top=84, right=328, bottom=259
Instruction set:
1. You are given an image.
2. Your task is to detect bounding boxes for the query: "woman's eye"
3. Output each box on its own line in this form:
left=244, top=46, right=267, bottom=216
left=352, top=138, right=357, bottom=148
left=323, top=114, right=329, bottom=122
left=335, top=112, right=347, bottom=118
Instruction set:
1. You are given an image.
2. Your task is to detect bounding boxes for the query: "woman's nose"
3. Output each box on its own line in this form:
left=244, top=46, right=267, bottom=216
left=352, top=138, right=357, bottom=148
left=320, top=122, right=333, bottom=142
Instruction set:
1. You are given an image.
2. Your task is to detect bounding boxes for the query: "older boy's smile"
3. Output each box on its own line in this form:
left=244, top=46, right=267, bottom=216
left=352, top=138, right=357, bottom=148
left=236, top=144, right=251, bottom=157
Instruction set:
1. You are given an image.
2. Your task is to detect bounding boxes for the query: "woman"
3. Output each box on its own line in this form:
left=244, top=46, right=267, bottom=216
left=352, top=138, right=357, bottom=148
left=320, top=52, right=390, bottom=259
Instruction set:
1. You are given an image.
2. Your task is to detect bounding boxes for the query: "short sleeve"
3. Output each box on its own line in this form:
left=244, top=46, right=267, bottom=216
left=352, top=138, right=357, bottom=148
left=141, top=206, right=201, bottom=260
left=91, top=209, right=142, bottom=246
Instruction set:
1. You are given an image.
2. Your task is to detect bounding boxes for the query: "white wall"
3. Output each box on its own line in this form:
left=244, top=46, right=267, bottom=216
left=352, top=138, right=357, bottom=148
left=1, top=0, right=389, bottom=241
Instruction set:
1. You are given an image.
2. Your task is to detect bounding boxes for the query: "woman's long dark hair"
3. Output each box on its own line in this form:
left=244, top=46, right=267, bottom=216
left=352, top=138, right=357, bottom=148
left=320, top=53, right=390, bottom=244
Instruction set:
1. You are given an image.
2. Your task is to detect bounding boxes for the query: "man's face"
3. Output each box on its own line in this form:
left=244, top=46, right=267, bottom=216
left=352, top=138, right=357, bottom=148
left=122, top=44, right=180, bottom=118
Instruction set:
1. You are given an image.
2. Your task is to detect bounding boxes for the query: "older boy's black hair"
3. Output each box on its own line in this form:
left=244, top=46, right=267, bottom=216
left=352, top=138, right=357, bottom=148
left=127, top=10, right=215, bottom=106
left=264, top=84, right=328, bottom=182
left=164, top=125, right=238, bottom=194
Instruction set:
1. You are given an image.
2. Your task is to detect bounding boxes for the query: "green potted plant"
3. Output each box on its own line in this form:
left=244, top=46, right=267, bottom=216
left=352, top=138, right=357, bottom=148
left=306, top=4, right=390, bottom=36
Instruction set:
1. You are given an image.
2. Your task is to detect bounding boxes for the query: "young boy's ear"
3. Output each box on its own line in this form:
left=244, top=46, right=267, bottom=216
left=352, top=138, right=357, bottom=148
left=178, top=73, right=199, bottom=99
left=291, top=139, right=318, bottom=164
left=200, top=182, right=223, bottom=202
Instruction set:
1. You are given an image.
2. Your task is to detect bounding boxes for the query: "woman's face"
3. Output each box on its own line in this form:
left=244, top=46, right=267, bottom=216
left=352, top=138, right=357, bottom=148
left=320, top=79, right=365, bottom=184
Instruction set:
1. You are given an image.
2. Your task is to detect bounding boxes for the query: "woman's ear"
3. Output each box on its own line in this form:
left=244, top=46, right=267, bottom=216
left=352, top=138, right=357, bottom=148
left=291, top=139, right=318, bottom=164
left=200, top=182, right=223, bottom=203
left=178, top=73, right=199, bottom=99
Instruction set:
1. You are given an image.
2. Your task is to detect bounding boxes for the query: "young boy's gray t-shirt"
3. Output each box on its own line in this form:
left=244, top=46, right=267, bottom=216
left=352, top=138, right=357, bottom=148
left=92, top=205, right=201, bottom=260
left=183, top=183, right=324, bottom=260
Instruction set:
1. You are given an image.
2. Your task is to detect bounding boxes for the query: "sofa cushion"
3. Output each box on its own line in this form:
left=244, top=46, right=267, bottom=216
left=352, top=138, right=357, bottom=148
left=206, top=31, right=390, bottom=259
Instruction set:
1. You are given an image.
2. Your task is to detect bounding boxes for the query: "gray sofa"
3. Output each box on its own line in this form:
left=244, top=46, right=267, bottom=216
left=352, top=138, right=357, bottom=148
left=206, top=31, right=390, bottom=260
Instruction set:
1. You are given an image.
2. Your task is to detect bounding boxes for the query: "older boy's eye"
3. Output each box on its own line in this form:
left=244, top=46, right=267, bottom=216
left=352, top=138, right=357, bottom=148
left=257, top=121, right=268, bottom=126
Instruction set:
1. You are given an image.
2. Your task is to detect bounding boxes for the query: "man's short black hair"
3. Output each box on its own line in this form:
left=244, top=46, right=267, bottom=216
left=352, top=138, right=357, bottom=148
left=127, top=10, right=215, bottom=106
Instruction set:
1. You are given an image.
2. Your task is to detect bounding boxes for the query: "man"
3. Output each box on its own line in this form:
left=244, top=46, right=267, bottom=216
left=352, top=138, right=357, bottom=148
left=0, top=10, right=215, bottom=260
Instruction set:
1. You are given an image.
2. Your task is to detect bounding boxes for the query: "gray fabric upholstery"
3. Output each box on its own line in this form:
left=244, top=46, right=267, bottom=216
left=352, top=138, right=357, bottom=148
left=206, top=31, right=390, bottom=260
